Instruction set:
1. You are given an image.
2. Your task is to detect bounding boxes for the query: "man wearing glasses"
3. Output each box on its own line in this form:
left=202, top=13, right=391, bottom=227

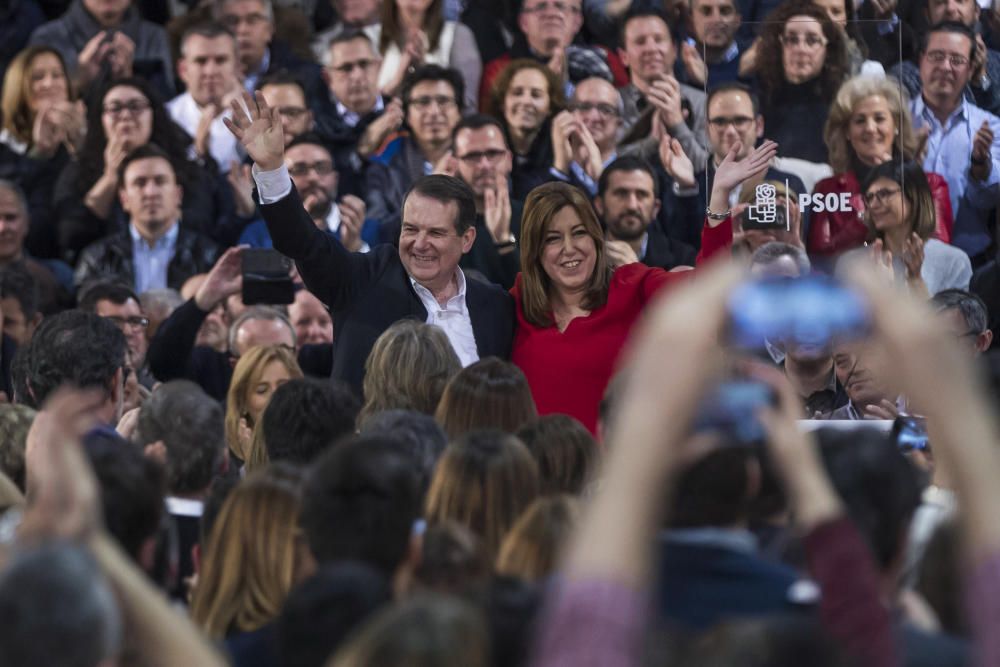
left=909, top=22, right=1000, bottom=266
left=365, top=65, right=464, bottom=238
left=479, top=0, right=619, bottom=109
left=550, top=77, right=624, bottom=197
left=890, top=0, right=1000, bottom=116
left=239, top=133, right=377, bottom=252
left=316, top=30, right=398, bottom=196
left=451, top=114, right=522, bottom=289
left=79, top=282, right=154, bottom=389
left=700, top=83, right=805, bottom=212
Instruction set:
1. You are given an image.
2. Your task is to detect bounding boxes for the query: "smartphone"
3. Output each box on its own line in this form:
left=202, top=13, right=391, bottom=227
left=892, top=416, right=929, bottom=453
left=241, top=249, right=295, bottom=305
left=693, top=380, right=777, bottom=445
left=727, top=275, right=870, bottom=351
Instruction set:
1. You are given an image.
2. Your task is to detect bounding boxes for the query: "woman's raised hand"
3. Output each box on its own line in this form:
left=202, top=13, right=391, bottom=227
left=713, top=139, right=778, bottom=194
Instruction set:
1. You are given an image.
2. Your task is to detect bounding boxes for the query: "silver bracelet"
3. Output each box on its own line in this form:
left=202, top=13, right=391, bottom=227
left=706, top=206, right=731, bottom=221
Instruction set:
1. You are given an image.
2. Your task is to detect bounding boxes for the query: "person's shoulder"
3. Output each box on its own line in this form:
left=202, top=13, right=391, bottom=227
left=467, top=272, right=514, bottom=304
left=611, top=262, right=667, bottom=292
left=812, top=171, right=857, bottom=192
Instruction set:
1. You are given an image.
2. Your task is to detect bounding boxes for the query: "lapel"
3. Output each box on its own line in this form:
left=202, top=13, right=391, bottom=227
left=464, top=275, right=492, bottom=356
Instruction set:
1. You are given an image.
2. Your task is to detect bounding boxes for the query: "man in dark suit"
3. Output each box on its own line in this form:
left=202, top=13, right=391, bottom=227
left=226, top=90, right=515, bottom=397
left=595, top=156, right=699, bottom=270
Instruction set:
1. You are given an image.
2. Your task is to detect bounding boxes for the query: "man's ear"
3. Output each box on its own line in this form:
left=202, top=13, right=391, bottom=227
left=177, top=57, right=188, bottom=85
left=755, top=115, right=764, bottom=140
left=461, top=225, right=477, bottom=253
left=978, top=329, right=993, bottom=353
left=652, top=196, right=661, bottom=220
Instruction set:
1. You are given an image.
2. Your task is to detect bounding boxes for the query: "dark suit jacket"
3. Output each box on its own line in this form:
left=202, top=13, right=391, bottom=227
left=642, top=226, right=697, bottom=270
left=261, top=185, right=515, bottom=396
left=657, top=536, right=814, bottom=631
left=460, top=199, right=524, bottom=290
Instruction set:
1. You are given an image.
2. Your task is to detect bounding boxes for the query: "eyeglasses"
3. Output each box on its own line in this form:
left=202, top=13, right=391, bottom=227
left=106, top=315, right=150, bottom=331
left=522, top=1, right=581, bottom=14
left=288, top=160, right=335, bottom=177
left=708, top=115, right=754, bottom=130
left=863, top=187, right=901, bottom=206
left=102, top=100, right=151, bottom=117
left=780, top=33, right=828, bottom=49
left=220, top=12, right=269, bottom=28
left=571, top=101, right=620, bottom=118
left=924, top=50, right=970, bottom=68
left=276, top=106, right=309, bottom=119
left=329, top=59, right=377, bottom=75
left=409, top=95, right=457, bottom=110
left=457, top=149, right=508, bottom=164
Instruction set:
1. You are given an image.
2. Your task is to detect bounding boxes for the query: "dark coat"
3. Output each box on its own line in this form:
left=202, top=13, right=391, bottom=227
left=260, top=184, right=515, bottom=396
left=74, top=226, right=218, bottom=292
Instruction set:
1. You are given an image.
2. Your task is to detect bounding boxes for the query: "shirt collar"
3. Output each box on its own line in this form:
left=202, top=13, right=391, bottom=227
left=335, top=95, right=385, bottom=126
left=915, top=94, right=967, bottom=127
left=321, top=203, right=341, bottom=232
left=409, top=267, right=466, bottom=305
left=638, top=232, right=649, bottom=260
left=721, top=40, right=740, bottom=63
left=129, top=222, right=179, bottom=251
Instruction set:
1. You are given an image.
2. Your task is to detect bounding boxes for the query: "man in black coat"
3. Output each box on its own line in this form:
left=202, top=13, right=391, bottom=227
left=226, top=90, right=515, bottom=397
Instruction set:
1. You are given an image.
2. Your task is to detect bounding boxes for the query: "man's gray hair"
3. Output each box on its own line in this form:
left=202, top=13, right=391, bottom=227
left=749, top=242, right=811, bottom=275
left=932, top=288, right=989, bottom=334
left=228, top=305, right=295, bottom=353
left=0, top=542, right=122, bottom=667
left=0, top=179, right=28, bottom=217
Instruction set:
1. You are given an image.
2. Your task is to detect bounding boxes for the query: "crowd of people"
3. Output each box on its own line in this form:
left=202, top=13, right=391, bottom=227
left=1, top=0, right=1000, bottom=664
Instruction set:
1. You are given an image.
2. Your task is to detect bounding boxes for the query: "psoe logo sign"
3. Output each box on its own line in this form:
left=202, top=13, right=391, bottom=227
left=797, top=191, right=854, bottom=214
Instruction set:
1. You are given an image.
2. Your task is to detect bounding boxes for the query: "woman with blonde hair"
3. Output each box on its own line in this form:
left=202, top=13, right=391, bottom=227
left=496, top=495, right=580, bottom=581
left=0, top=45, right=85, bottom=258
left=359, top=320, right=461, bottom=425
left=809, top=75, right=953, bottom=257
left=190, top=464, right=310, bottom=641
left=1, top=46, right=84, bottom=159
left=425, top=429, right=540, bottom=561
left=434, top=357, right=537, bottom=440
left=224, top=344, right=302, bottom=465
left=511, top=181, right=687, bottom=434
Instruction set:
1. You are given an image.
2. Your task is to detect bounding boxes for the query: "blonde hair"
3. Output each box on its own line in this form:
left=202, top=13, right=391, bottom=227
left=424, top=430, right=540, bottom=561
left=224, top=345, right=302, bottom=461
left=1, top=46, right=72, bottom=145
left=518, top=181, right=613, bottom=328
left=824, top=75, right=918, bottom=174
left=359, top=320, right=461, bottom=425
left=496, top=495, right=579, bottom=581
left=189, top=465, right=304, bottom=639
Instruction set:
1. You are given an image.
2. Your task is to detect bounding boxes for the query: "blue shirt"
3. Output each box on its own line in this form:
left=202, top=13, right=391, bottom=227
left=130, top=223, right=178, bottom=294
left=243, top=47, right=271, bottom=93
left=911, top=96, right=1000, bottom=257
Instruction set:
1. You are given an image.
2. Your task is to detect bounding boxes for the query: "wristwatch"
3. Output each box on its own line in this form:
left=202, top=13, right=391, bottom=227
left=495, top=232, right=516, bottom=248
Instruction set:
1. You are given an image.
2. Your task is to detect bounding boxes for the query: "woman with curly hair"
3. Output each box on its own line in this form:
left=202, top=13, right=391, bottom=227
left=753, top=0, right=849, bottom=164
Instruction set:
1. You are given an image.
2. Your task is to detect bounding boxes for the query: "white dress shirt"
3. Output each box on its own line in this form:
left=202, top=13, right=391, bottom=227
left=410, top=269, right=479, bottom=367
left=166, top=92, right=245, bottom=173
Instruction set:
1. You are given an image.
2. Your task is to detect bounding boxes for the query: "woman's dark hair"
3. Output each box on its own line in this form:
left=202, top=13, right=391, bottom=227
left=435, top=358, right=538, bottom=439
left=755, top=1, right=849, bottom=106
left=860, top=159, right=936, bottom=241
left=516, top=415, right=598, bottom=495
left=76, top=77, right=196, bottom=193
left=380, top=0, right=445, bottom=54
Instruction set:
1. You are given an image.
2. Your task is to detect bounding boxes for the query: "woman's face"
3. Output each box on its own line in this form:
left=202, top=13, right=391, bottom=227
left=781, top=16, right=828, bottom=84
left=540, top=205, right=597, bottom=297
left=864, top=176, right=908, bottom=233
left=101, top=85, right=154, bottom=149
left=847, top=95, right=896, bottom=167
left=246, top=360, right=293, bottom=424
left=27, top=53, right=69, bottom=113
left=503, top=69, right=551, bottom=135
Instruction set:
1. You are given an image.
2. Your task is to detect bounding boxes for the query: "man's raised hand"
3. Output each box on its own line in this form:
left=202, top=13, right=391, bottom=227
left=224, top=90, right=285, bottom=171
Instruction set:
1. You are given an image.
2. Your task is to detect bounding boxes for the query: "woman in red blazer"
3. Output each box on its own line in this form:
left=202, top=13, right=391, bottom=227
left=807, top=76, right=953, bottom=257
left=510, top=144, right=776, bottom=433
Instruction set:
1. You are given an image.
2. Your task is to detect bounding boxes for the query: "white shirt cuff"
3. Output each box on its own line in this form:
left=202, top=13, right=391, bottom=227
left=252, top=163, right=292, bottom=204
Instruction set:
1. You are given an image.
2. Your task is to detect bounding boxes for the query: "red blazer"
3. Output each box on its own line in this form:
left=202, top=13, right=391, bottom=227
left=510, top=263, right=684, bottom=434
left=806, top=171, right=954, bottom=257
